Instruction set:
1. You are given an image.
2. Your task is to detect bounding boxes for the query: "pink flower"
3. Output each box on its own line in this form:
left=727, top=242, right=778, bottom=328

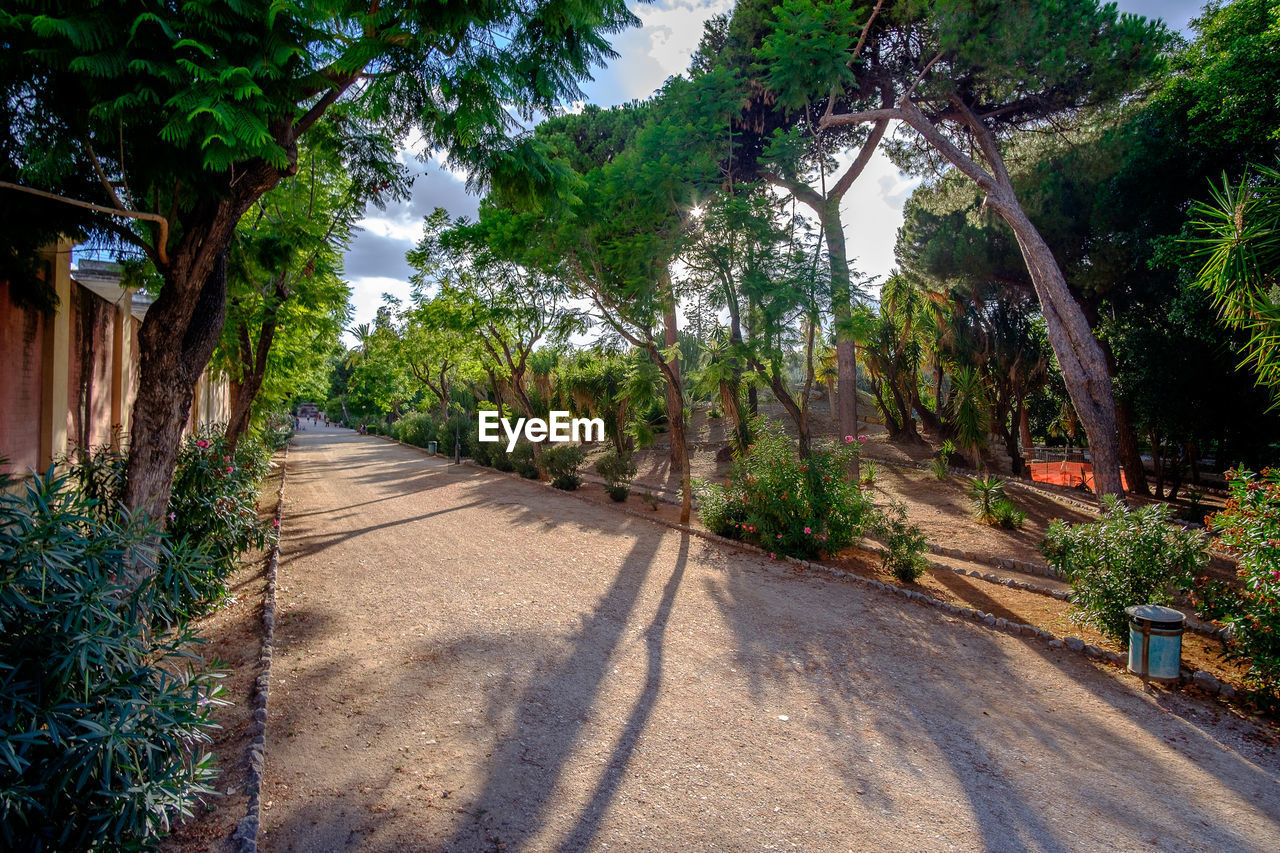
left=858, top=435, right=868, bottom=443
left=748, top=525, right=755, bottom=532
left=195, top=439, right=209, bottom=449
left=225, top=466, right=234, bottom=474
left=804, top=527, right=811, bottom=534
left=224, top=455, right=231, bottom=463
left=770, top=552, right=776, bottom=560
left=273, top=518, right=280, bottom=528
left=844, top=435, right=854, bottom=443
left=777, top=534, right=782, bottom=539
left=819, top=534, right=827, bottom=541
left=168, top=512, right=175, bottom=521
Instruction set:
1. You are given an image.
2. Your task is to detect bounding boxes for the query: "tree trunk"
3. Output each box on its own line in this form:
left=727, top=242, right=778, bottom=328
left=225, top=283, right=287, bottom=452
left=890, top=100, right=1122, bottom=502
left=985, top=195, right=1123, bottom=500
left=648, top=343, right=691, bottom=524
left=224, top=374, right=260, bottom=452
left=1019, top=406, right=1034, bottom=457
left=662, top=281, right=681, bottom=469
left=123, top=249, right=231, bottom=517
left=821, top=204, right=859, bottom=480
left=122, top=158, right=289, bottom=520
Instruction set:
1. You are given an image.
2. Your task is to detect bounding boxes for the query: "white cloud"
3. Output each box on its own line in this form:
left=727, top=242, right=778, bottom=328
left=838, top=144, right=922, bottom=295
left=347, top=276, right=412, bottom=337
left=634, top=0, right=734, bottom=79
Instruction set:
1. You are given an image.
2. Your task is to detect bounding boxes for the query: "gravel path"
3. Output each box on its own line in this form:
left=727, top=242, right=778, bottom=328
left=261, top=427, right=1280, bottom=852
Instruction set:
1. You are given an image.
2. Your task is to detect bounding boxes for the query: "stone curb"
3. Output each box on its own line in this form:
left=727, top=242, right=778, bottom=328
left=230, top=446, right=288, bottom=853
left=385, top=437, right=1240, bottom=705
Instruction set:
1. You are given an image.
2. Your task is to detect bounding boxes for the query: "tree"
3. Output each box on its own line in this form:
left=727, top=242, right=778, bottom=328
left=217, top=135, right=372, bottom=448
left=1191, top=165, right=1280, bottom=403
left=816, top=0, right=1170, bottom=500
left=1, top=0, right=637, bottom=519
left=408, top=209, right=586, bottom=443
left=692, top=0, right=894, bottom=467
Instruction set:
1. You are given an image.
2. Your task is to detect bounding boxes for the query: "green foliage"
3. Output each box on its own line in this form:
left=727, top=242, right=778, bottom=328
left=928, top=455, right=951, bottom=481
left=166, top=428, right=270, bottom=617
left=66, top=428, right=270, bottom=619
left=1189, top=163, right=1280, bottom=405
left=396, top=412, right=438, bottom=448
left=511, top=442, right=539, bottom=479
left=0, top=468, right=222, bottom=851
left=992, top=499, right=1026, bottom=531
left=694, top=418, right=873, bottom=559
left=262, top=412, right=295, bottom=452
left=595, top=451, right=637, bottom=502
left=968, top=476, right=1008, bottom=525
left=1203, top=468, right=1280, bottom=697
left=860, top=459, right=877, bottom=487
left=1042, top=497, right=1207, bottom=644
left=872, top=501, right=930, bottom=585
left=540, top=445, right=586, bottom=491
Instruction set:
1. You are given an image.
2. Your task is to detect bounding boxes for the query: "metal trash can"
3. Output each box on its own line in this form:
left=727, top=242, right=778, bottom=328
left=427, top=441, right=437, bottom=454
left=1126, top=604, right=1185, bottom=682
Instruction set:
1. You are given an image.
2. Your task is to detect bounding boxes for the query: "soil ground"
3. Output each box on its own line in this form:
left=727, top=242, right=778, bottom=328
left=163, top=459, right=283, bottom=852
left=254, top=425, right=1279, bottom=852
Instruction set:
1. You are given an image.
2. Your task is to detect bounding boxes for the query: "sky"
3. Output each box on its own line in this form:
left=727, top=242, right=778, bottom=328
left=341, top=0, right=1208, bottom=345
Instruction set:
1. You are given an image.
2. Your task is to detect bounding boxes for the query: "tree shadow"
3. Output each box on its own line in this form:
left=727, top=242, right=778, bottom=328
left=703, top=554, right=1280, bottom=851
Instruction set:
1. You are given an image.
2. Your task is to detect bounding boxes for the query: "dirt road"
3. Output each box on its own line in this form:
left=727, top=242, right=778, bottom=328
left=261, top=427, right=1280, bottom=852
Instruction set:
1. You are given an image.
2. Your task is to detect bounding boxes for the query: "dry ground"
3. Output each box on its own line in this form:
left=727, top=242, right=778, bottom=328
left=257, top=426, right=1280, bottom=852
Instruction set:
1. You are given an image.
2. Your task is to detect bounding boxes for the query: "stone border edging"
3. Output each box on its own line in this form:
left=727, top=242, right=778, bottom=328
left=230, top=446, right=288, bottom=853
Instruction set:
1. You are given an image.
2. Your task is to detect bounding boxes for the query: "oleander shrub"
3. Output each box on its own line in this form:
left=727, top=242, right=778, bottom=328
left=1201, top=468, right=1280, bottom=698
left=166, top=429, right=269, bottom=617
left=0, top=466, right=222, bottom=851
left=872, top=501, right=929, bottom=584
left=694, top=418, right=873, bottom=559
left=511, top=442, right=539, bottom=479
left=540, top=444, right=586, bottom=490
left=1042, top=496, right=1207, bottom=644
left=594, top=451, right=637, bottom=502
left=66, top=429, right=270, bottom=619
left=263, top=412, right=295, bottom=452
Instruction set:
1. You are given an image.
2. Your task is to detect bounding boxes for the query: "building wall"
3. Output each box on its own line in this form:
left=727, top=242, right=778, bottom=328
left=65, top=280, right=118, bottom=453
left=0, top=279, right=46, bottom=474
left=1, top=243, right=229, bottom=479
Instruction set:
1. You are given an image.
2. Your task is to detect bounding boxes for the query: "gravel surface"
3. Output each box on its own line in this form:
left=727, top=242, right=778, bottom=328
left=261, top=426, right=1280, bottom=852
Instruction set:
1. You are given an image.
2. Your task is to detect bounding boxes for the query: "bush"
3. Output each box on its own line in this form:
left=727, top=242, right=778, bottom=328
left=1042, top=496, right=1207, bottom=644
left=1202, top=468, right=1280, bottom=698
left=860, top=459, right=877, bottom=487
left=262, top=412, right=294, bottom=452
left=872, top=501, right=929, bottom=584
left=968, top=475, right=1008, bottom=525
left=0, top=468, right=222, bottom=851
left=397, top=412, right=437, bottom=448
left=166, top=429, right=269, bottom=617
left=540, top=444, right=586, bottom=490
left=928, top=455, right=950, bottom=480
left=992, top=499, right=1026, bottom=530
left=595, top=451, right=637, bottom=502
left=67, top=429, right=270, bottom=620
left=694, top=418, right=874, bottom=559
left=511, top=442, right=539, bottom=479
